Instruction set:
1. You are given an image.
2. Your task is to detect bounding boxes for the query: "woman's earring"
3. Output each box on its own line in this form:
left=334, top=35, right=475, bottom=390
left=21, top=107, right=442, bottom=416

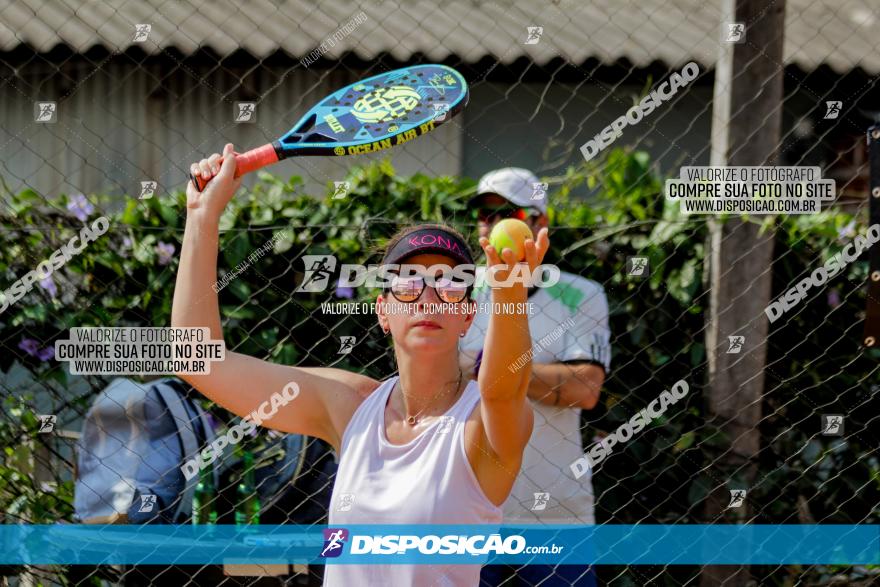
left=460, top=332, right=466, bottom=338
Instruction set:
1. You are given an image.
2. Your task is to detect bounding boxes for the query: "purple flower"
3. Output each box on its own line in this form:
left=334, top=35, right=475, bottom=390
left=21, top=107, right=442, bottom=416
left=39, top=275, right=58, bottom=298
left=66, top=193, right=94, bottom=222
left=120, top=237, right=134, bottom=259
left=37, top=346, right=55, bottom=362
left=827, top=289, right=841, bottom=309
left=335, top=281, right=355, bottom=299
left=18, top=338, right=40, bottom=357
left=205, top=412, right=219, bottom=433
left=156, top=241, right=175, bottom=266
left=837, top=220, right=856, bottom=242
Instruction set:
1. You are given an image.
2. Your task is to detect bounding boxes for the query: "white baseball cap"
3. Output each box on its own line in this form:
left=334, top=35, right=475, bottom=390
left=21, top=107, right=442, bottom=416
left=471, top=167, right=548, bottom=215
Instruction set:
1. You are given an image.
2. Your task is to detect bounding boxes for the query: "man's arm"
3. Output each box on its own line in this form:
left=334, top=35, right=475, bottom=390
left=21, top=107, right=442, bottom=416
left=461, top=351, right=605, bottom=410
left=527, top=361, right=605, bottom=409
left=532, top=278, right=611, bottom=410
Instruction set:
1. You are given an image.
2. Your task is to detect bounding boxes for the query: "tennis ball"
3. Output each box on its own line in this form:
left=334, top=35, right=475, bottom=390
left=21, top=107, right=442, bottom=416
left=488, top=219, right=533, bottom=262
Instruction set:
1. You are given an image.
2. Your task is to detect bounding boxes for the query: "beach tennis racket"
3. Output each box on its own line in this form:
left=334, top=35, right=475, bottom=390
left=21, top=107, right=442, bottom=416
left=190, top=64, right=469, bottom=190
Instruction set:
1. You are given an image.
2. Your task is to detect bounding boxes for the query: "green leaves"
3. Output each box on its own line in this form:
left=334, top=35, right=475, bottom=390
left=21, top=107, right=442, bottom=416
left=8, top=189, right=40, bottom=216
left=667, top=257, right=700, bottom=304
left=687, top=475, right=712, bottom=504
left=222, top=232, right=252, bottom=269
left=674, top=430, right=695, bottom=452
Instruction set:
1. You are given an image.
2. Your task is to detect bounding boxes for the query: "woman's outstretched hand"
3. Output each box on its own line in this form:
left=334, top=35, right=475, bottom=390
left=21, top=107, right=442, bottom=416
left=478, top=227, right=550, bottom=288
left=186, top=143, right=243, bottom=220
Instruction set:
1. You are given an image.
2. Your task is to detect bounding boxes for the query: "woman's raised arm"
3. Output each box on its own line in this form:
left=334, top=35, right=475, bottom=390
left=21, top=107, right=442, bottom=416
left=171, top=144, right=376, bottom=451
left=474, top=228, right=550, bottom=466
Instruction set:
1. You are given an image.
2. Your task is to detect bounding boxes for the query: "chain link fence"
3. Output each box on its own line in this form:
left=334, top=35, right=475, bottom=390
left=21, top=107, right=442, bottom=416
left=2, top=0, right=880, bottom=585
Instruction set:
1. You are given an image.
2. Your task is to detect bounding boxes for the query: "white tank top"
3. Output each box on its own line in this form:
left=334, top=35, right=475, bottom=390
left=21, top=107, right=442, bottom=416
left=324, top=375, right=502, bottom=587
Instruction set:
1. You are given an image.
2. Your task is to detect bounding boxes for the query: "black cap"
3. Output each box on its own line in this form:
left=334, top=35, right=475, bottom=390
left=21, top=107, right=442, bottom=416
left=382, top=227, right=475, bottom=267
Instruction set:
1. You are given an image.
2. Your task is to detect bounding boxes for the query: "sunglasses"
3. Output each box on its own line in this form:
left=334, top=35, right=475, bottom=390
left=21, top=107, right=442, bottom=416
left=385, top=274, right=472, bottom=304
left=472, top=205, right=536, bottom=223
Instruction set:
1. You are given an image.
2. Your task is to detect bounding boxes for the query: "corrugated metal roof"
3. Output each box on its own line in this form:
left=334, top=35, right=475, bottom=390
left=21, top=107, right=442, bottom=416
left=1, top=0, right=879, bottom=74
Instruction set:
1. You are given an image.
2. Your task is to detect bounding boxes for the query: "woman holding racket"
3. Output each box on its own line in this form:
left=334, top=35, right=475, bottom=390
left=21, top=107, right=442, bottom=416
left=173, top=144, right=549, bottom=586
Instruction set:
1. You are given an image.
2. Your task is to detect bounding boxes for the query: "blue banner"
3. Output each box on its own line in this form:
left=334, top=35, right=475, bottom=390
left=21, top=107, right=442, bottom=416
left=0, top=525, right=876, bottom=565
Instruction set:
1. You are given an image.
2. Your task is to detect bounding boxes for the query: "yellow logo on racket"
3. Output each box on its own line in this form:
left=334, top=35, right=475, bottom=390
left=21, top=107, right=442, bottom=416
left=350, top=86, right=421, bottom=124
left=333, top=147, right=345, bottom=156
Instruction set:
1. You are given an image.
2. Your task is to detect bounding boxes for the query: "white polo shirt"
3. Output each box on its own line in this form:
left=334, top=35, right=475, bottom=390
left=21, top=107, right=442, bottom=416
left=459, top=269, right=611, bottom=524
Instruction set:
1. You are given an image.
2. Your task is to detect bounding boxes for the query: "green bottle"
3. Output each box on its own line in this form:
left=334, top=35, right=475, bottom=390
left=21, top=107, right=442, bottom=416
left=192, top=465, right=217, bottom=525
left=235, top=449, right=261, bottom=526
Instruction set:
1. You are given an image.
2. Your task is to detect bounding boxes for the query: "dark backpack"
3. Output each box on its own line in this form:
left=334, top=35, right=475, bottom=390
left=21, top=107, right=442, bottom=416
left=74, top=377, right=223, bottom=524
left=75, top=377, right=336, bottom=525
left=251, top=433, right=337, bottom=524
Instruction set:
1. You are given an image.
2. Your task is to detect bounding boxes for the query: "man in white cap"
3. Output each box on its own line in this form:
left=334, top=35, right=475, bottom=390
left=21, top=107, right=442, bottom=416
left=460, top=167, right=610, bottom=587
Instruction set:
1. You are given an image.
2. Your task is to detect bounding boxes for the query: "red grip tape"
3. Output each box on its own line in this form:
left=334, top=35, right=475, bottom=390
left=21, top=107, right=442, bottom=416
left=191, top=143, right=278, bottom=191
left=234, top=144, right=279, bottom=177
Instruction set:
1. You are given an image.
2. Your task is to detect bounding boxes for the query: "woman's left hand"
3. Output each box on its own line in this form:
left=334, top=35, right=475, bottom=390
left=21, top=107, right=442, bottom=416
left=478, top=227, right=550, bottom=287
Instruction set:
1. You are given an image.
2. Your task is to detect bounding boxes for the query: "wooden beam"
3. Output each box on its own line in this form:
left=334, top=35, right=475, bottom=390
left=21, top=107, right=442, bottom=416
left=703, top=0, right=786, bottom=585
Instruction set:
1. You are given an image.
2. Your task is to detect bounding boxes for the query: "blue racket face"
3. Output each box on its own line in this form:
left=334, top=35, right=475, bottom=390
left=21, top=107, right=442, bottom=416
left=275, top=65, right=468, bottom=157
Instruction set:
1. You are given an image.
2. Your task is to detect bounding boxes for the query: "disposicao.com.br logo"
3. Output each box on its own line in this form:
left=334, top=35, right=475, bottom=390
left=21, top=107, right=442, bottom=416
left=318, top=529, right=562, bottom=557
left=296, top=257, right=561, bottom=292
